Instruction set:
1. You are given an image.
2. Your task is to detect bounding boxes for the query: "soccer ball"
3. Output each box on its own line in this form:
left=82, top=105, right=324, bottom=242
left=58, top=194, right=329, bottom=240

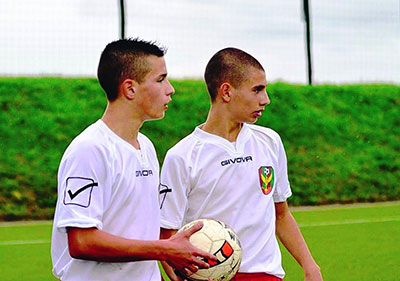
left=178, top=218, right=242, bottom=281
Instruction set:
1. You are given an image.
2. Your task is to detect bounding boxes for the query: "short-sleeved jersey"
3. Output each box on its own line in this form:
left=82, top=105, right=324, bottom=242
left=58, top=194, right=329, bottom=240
left=51, top=120, right=161, bottom=281
left=160, top=123, right=292, bottom=279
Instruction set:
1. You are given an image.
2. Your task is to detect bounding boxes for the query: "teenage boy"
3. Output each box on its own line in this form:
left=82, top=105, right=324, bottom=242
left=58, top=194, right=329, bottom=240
left=159, top=48, right=323, bottom=281
left=51, top=38, right=215, bottom=281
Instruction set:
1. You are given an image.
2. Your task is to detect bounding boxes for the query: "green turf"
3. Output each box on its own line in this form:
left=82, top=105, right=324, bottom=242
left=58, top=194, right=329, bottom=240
left=0, top=223, right=55, bottom=280
left=0, top=202, right=399, bottom=281
left=282, top=203, right=400, bottom=281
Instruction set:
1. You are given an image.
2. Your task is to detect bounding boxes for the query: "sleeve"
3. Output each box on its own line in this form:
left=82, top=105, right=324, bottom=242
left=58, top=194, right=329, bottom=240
left=54, top=141, right=111, bottom=233
left=159, top=150, right=190, bottom=230
left=272, top=134, right=292, bottom=203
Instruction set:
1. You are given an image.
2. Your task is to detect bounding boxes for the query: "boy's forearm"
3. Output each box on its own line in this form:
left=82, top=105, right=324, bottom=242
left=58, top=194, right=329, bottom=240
left=67, top=227, right=170, bottom=262
left=275, top=202, right=321, bottom=274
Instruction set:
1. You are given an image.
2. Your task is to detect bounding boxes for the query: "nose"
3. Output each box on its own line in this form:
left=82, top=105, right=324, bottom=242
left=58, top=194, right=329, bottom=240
left=166, top=79, right=175, bottom=96
left=261, top=90, right=270, bottom=106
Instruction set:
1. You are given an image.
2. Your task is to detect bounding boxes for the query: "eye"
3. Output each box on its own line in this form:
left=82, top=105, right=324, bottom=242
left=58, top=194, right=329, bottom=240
left=253, top=86, right=265, bottom=94
left=157, top=74, right=167, bottom=83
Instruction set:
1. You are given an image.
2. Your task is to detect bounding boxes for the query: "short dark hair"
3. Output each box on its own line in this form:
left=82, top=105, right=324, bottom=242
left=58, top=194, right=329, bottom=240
left=97, top=38, right=166, bottom=101
left=204, top=48, right=264, bottom=101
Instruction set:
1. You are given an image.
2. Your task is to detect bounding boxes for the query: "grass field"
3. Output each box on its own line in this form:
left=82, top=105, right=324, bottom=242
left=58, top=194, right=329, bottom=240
left=1, top=202, right=399, bottom=281
left=2, top=79, right=399, bottom=220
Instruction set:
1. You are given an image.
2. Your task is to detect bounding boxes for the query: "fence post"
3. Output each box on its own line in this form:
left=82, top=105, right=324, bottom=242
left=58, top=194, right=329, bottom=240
left=303, top=0, right=313, bottom=85
left=119, top=0, right=126, bottom=39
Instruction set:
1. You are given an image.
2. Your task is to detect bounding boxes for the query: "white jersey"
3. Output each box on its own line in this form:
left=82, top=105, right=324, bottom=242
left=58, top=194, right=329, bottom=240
left=51, top=120, right=161, bottom=281
left=160, top=123, right=292, bottom=278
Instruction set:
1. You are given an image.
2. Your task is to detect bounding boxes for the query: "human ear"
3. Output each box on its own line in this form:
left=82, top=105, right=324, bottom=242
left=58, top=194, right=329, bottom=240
left=220, top=83, right=232, bottom=103
left=121, top=79, right=135, bottom=100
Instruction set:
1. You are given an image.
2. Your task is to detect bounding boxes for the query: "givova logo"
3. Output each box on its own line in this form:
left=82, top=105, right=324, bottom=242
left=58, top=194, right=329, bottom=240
left=259, top=166, right=274, bottom=195
left=221, top=156, right=253, bottom=166
left=136, top=169, right=153, bottom=177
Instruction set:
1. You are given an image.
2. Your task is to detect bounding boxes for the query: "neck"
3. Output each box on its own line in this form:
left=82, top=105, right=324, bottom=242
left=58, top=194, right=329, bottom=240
left=201, top=105, right=243, bottom=142
left=101, top=102, right=143, bottom=149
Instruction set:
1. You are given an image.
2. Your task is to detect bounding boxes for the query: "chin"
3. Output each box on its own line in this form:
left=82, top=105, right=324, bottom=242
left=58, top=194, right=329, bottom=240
left=152, top=112, right=166, bottom=120
left=247, top=118, right=258, bottom=124
left=144, top=112, right=165, bottom=121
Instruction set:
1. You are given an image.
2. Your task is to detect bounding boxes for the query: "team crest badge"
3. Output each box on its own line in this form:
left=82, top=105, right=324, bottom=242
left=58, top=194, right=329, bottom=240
left=259, top=166, right=274, bottom=195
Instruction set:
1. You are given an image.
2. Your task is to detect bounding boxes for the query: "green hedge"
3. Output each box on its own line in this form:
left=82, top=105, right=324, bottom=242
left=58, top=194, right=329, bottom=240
left=0, top=77, right=399, bottom=220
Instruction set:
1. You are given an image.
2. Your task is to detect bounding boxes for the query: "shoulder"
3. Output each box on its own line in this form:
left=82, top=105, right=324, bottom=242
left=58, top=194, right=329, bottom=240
left=246, top=123, right=282, bottom=143
left=138, top=132, right=156, bottom=151
left=245, top=123, right=286, bottom=154
left=58, top=122, right=115, bottom=178
left=164, top=132, right=198, bottom=161
left=63, top=121, right=113, bottom=160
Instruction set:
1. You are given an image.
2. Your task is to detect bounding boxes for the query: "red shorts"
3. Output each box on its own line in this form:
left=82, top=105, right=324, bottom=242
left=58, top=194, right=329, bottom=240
left=231, top=272, right=282, bottom=281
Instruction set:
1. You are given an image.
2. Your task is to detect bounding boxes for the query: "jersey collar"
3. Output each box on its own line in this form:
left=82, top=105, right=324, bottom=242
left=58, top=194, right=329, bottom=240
left=193, top=123, right=252, bottom=155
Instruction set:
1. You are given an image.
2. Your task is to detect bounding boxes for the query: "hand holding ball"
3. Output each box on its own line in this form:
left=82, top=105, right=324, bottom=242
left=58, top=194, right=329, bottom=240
left=177, top=218, right=242, bottom=281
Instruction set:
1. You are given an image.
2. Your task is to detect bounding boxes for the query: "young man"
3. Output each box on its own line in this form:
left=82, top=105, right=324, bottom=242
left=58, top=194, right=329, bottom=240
left=159, top=48, right=323, bottom=281
left=51, top=38, right=215, bottom=281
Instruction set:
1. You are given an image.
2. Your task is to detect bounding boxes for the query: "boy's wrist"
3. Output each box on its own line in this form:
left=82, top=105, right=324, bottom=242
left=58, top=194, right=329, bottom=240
left=303, top=262, right=321, bottom=276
